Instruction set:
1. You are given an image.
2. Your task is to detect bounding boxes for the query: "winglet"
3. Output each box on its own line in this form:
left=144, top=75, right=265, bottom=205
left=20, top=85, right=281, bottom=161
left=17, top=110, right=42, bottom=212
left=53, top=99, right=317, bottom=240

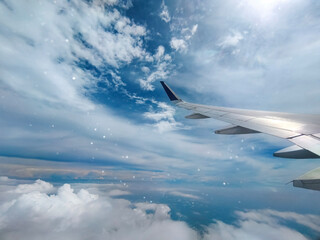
left=160, top=81, right=182, bottom=101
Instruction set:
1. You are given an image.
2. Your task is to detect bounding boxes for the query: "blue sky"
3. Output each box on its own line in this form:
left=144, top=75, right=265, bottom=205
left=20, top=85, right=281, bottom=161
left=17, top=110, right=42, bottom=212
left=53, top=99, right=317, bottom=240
left=0, top=0, right=320, bottom=239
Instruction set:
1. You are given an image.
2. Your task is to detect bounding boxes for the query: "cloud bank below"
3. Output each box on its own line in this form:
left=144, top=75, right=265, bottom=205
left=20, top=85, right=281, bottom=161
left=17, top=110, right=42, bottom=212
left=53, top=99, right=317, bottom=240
left=0, top=178, right=318, bottom=240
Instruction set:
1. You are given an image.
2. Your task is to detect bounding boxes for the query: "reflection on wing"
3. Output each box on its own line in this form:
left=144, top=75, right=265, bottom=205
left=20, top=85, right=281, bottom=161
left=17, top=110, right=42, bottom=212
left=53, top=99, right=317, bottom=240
left=160, top=81, right=320, bottom=191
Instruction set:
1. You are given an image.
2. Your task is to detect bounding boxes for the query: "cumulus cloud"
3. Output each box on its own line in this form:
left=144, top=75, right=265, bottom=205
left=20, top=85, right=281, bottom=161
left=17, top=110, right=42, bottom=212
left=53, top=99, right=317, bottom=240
left=11, top=179, right=54, bottom=194
left=170, top=37, right=188, bottom=52
left=159, top=1, right=171, bottom=23
left=0, top=180, right=198, bottom=240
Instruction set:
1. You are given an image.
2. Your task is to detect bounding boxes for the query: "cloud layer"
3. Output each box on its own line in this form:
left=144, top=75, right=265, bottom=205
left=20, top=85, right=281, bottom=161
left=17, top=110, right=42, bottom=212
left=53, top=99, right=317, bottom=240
left=1, top=179, right=319, bottom=240
left=0, top=179, right=197, bottom=240
left=204, top=209, right=320, bottom=240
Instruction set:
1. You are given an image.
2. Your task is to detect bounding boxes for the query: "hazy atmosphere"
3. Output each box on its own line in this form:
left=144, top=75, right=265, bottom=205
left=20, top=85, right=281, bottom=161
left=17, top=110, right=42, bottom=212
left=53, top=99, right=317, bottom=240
left=0, top=0, right=320, bottom=239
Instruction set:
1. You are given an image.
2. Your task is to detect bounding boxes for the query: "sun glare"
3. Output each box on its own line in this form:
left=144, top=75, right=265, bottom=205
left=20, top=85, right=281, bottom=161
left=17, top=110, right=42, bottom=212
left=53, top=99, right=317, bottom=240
left=244, top=0, right=288, bottom=22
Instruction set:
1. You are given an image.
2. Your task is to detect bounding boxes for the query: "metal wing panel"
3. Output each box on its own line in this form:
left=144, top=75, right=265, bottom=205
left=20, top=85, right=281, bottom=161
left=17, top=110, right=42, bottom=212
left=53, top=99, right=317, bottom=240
left=179, top=102, right=301, bottom=139
left=176, top=101, right=320, bottom=133
left=222, top=113, right=255, bottom=121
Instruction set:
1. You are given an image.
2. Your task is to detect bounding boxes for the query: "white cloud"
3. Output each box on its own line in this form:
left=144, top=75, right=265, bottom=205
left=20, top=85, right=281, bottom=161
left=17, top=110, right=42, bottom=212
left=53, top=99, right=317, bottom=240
left=139, top=46, right=172, bottom=91
left=154, top=45, right=165, bottom=60
left=144, top=102, right=175, bottom=122
left=108, top=189, right=131, bottom=196
left=181, top=0, right=320, bottom=116
left=141, top=66, right=150, bottom=73
left=237, top=209, right=320, bottom=233
left=0, top=0, right=183, bottom=177
left=144, top=102, right=182, bottom=132
left=0, top=179, right=318, bottom=240
left=184, top=24, right=198, bottom=40
left=0, top=0, right=193, bottom=173
left=218, top=31, right=243, bottom=48
left=11, top=179, right=54, bottom=194
left=169, top=191, right=200, bottom=200
left=0, top=180, right=198, bottom=240
left=170, top=37, right=187, bottom=52
left=0, top=176, right=10, bottom=182
left=155, top=187, right=201, bottom=200
left=0, top=0, right=146, bottom=111
left=159, top=1, right=171, bottom=23
left=191, top=24, right=198, bottom=35
left=203, top=209, right=319, bottom=240
left=169, top=23, right=198, bottom=52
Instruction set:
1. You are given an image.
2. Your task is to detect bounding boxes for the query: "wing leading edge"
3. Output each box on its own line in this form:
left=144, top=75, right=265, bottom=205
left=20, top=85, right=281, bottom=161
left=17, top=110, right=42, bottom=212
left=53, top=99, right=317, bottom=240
left=160, top=81, right=320, bottom=191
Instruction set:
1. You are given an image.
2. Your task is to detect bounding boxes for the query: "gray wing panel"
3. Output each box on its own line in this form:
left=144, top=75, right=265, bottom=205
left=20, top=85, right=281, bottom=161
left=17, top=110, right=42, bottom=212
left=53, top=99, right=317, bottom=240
left=176, top=101, right=320, bottom=134
left=176, top=101, right=301, bottom=139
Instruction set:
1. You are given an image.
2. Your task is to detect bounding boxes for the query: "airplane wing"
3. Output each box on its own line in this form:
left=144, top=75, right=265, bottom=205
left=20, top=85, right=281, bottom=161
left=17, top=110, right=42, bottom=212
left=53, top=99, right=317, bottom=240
left=160, top=81, right=320, bottom=191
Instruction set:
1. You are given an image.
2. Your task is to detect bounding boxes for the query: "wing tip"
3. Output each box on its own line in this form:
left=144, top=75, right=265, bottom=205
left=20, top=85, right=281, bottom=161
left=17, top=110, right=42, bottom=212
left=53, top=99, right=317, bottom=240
left=160, top=81, right=181, bottom=101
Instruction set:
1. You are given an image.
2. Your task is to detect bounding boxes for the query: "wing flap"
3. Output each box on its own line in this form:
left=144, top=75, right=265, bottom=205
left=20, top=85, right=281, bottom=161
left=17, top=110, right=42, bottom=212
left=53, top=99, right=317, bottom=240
left=273, top=145, right=319, bottom=159
left=185, top=113, right=210, bottom=119
left=215, top=125, right=260, bottom=134
left=293, top=167, right=320, bottom=191
left=289, top=135, right=320, bottom=156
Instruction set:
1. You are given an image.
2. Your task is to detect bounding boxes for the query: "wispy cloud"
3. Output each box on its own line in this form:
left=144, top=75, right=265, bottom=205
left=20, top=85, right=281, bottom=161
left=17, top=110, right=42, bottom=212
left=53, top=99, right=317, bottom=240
left=168, top=191, right=200, bottom=200
left=204, top=209, right=320, bottom=240
left=180, top=0, right=320, bottom=113
left=159, top=1, right=171, bottom=23
left=139, top=46, right=172, bottom=91
left=169, top=23, right=198, bottom=53
left=143, top=101, right=182, bottom=133
left=218, top=30, right=243, bottom=49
